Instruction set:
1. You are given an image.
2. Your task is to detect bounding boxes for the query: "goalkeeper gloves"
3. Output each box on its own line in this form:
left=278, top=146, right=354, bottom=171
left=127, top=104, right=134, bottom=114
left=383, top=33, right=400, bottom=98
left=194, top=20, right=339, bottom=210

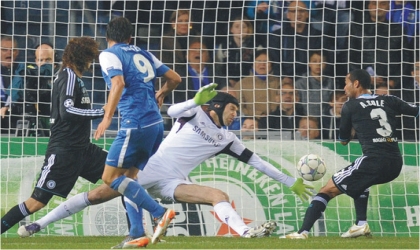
left=290, top=178, right=314, bottom=202
left=193, top=83, right=218, bottom=105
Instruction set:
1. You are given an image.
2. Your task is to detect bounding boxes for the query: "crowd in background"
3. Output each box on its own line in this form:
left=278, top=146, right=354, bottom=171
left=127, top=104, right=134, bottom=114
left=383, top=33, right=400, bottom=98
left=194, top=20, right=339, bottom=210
left=1, top=0, right=419, bottom=141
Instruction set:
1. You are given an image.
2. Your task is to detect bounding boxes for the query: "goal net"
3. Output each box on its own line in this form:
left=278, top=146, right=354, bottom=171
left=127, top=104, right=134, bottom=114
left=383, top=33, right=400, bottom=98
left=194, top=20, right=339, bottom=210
left=1, top=0, right=419, bottom=238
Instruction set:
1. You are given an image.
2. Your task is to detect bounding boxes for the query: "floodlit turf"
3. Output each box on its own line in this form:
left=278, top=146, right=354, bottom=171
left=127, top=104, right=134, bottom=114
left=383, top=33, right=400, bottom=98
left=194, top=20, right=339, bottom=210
left=1, top=236, right=419, bottom=249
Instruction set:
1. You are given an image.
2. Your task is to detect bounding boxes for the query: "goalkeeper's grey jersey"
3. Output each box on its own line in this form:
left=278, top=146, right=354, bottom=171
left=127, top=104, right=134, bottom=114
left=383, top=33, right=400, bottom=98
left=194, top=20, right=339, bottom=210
left=139, top=99, right=295, bottom=187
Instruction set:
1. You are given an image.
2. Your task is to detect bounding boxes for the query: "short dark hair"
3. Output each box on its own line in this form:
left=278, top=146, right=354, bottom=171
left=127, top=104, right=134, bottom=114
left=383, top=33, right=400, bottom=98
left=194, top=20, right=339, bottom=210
left=106, top=17, right=133, bottom=43
left=309, top=50, right=328, bottom=61
left=1, top=35, right=18, bottom=47
left=349, top=69, right=371, bottom=89
left=329, top=90, right=346, bottom=102
left=254, top=48, right=268, bottom=59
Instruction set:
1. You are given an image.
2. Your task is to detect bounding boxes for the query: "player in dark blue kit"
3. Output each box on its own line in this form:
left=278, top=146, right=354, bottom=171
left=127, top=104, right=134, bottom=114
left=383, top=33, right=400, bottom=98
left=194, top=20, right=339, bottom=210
left=1, top=37, right=108, bottom=235
left=94, top=17, right=181, bottom=247
left=285, top=69, right=419, bottom=239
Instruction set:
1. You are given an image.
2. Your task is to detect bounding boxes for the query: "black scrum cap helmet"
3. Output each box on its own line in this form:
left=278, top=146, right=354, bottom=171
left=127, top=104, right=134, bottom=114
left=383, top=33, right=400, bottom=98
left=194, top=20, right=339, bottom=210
left=208, top=92, right=239, bottom=126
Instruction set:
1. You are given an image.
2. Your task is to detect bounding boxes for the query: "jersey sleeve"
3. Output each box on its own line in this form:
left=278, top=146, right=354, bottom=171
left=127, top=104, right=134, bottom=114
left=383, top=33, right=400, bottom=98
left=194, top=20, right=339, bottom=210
left=389, top=95, right=420, bottom=117
left=167, top=99, right=199, bottom=118
left=58, top=71, right=104, bottom=121
left=221, top=136, right=296, bottom=187
left=339, top=102, right=353, bottom=142
left=99, top=51, right=123, bottom=78
left=247, top=153, right=296, bottom=187
left=148, top=51, right=170, bottom=77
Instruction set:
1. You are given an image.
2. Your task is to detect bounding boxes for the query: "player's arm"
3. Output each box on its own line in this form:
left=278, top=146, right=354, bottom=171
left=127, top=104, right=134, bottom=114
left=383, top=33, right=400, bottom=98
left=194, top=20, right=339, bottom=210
left=167, top=83, right=218, bottom=118
left=94, top=74, right=123, bottom=140
left=338, top=102, right=353, bottom=145
left=59, top=71, right=104, bottom=122
left=247, top=153, right=313, bottom=201
left=95, top=52, right=125, bottom=140
left=155, top=69, right=181, bottom=108
left=149, top=52, right=182, bottom=108
left=392, top=95, right=420, bottom=117
left=222, top=137, right=313, bottom=201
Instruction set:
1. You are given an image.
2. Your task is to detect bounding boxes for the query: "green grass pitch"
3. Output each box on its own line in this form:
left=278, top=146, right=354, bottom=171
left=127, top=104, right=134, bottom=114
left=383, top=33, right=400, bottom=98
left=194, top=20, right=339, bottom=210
left=1, top=236, right=419, bottom=249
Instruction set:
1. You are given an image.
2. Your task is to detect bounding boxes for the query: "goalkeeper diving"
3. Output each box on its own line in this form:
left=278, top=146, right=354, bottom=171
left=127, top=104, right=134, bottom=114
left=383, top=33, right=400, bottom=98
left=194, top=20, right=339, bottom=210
left=18, top=83, right=313, bottom=248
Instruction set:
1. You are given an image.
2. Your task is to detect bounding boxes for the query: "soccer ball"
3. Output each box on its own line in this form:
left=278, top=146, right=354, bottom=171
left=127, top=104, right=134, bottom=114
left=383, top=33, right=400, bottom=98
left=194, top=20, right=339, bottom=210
left=296, top=154, right=327, bottom=181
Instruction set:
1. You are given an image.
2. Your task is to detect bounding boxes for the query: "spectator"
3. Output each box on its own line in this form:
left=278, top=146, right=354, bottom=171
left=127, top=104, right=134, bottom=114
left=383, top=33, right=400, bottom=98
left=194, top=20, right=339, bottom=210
left=296, top=116, right=321, bottom=140
left=0, top=35, right=24, bottom=133
left=170, top=38, right=225, bottom=104
left=241, top=116, right=260, bottom=140
left=232, top=49, right=280, bottom=128
left=159, top=9, right=199, bottom=69
left=215, top=16, right=256, bottom=88
left=268, top=78, right=305, bottom=134
left=23, top=43, right=59, bottom=136
left=245, top=0, right=284, bottom=45
left=295, top=50, right=334, bottom=117
left=395, top=57, right=420, bottom=141
left=374, top=84, right=390, bottom=96
left=268, top=0, right=328, bottom=77
left=349, top=0, right=409, bottom=90
left=321, top=90, right=347, bottom=140
left=387, top=0, right=419, bottom=45
left=312, top=1, right=353, bottom=81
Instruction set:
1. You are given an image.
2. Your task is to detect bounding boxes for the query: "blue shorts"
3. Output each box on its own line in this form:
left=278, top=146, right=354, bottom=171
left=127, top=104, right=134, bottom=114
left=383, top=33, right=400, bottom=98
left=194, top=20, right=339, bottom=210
left=106, top=120, right=163, bottom=170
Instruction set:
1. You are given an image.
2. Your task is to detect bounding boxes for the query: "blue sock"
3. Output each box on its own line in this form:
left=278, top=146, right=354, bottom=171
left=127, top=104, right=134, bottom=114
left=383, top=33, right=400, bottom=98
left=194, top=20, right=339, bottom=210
left=124, top=197, right=145, bottom=238
left=110, top=175, right=164, bottom=218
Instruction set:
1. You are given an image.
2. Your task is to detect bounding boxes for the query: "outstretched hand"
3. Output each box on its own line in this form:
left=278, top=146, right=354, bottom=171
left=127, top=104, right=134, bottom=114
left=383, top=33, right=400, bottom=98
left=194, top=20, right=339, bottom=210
left=290, top=178, right=314, bottom=202
left=193, top=83, right=218, bottom=105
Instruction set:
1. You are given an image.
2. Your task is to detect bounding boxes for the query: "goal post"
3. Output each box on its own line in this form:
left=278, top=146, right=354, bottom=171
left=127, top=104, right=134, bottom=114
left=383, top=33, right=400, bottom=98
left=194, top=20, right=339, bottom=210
left=1, top=0, right=419, bottom=238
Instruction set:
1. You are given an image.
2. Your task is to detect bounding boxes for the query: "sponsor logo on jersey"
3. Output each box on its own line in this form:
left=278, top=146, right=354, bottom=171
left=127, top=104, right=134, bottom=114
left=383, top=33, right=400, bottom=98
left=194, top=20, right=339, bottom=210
left=81, top=97, right=90, bottom=104
left=372, top=137, right=398, bottom=143
left=192, top=125, right=221, bottom=147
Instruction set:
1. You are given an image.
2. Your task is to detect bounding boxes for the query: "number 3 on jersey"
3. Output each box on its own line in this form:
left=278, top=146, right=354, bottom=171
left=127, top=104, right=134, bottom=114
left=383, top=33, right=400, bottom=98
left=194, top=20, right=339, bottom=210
left=370, top=108, right=392, bottom=137
left=133, top=54, right=155, bottom=83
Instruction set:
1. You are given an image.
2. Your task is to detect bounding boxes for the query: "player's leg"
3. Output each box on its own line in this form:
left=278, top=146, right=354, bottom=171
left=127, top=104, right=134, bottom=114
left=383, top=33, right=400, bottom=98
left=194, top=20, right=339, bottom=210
left=302, top=179, right=340, bottom=232
left=341, top=188, right=371, bottom=238
left=18, top=184, right=121, bottom=237
left=2, top=151, right=79, bottom=234
left=21, top=146, right=118, bottom=235
left=110, top=196, right=149, bottom=249
left=354, top=188, right=370, bottom=226
left=284, top=177, right=342, bottom=239
left=341, top=156, right=401, bottom=238
left=174, top=183, right=275, bottom=237
left=1, top=194, right=50, bottom=234
left=103, top=124, right=173, bottom=244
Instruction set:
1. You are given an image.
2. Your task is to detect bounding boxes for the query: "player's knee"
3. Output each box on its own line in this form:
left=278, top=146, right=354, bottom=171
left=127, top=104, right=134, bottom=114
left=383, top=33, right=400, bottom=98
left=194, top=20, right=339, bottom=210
left=87, top=185, right=120, bottom=204
left=212, top=190, right=230, bottom=204
left=28, top=189, right=51, bottom=213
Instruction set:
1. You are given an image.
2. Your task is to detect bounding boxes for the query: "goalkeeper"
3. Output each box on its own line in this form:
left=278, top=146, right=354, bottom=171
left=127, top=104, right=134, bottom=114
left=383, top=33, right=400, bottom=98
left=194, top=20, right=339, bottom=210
left=18, top=83, right=313, bottom=248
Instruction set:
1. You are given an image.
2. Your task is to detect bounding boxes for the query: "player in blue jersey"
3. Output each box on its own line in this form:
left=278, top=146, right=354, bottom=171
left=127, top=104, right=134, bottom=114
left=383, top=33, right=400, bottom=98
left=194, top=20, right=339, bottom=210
left=1, top=37, right=107, bottom=235
left=94, top=17, right=181, bottom=246
left=284, top=69, right=419, bottom=239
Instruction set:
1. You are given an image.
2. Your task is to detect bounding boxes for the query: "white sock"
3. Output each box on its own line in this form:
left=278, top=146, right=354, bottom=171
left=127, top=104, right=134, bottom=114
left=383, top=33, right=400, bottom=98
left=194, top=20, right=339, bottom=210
left=213, top=201, right=249, bottom=236
left=36, top=192, right=91, bottom=229
left=357, top=220, right=367, bottom=226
